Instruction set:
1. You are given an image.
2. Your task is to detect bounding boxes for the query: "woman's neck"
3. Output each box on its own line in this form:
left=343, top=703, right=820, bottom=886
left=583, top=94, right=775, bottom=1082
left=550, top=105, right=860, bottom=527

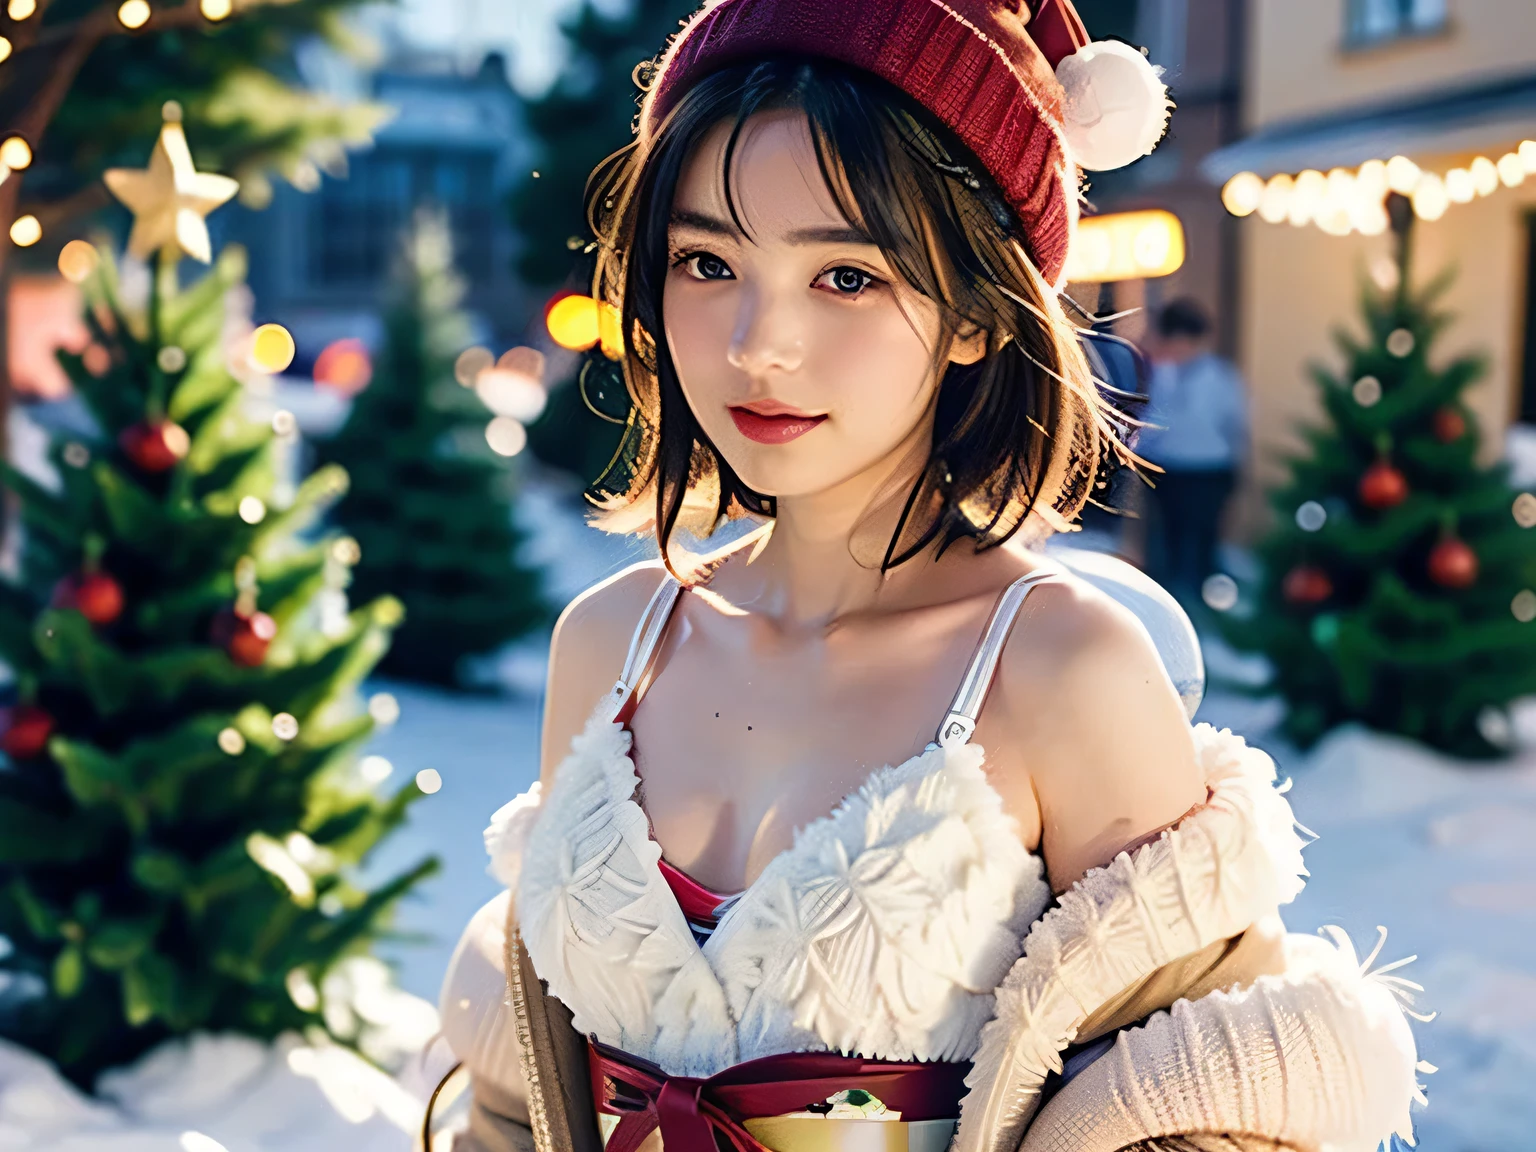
left=721, top=421, right=956, bottom=627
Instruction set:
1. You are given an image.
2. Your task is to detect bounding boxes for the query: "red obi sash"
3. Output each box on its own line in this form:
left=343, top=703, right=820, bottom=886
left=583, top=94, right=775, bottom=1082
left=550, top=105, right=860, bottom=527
left=589, top=1039, right=969, bottom=1152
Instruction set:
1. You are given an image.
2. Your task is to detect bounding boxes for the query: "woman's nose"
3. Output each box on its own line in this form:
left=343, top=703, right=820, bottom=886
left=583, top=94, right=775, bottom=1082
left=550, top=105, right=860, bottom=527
left=726, top=289, right=805, bottom=377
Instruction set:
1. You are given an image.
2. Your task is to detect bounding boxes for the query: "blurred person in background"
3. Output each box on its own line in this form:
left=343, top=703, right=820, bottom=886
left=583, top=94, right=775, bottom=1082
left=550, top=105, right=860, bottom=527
left=1138, top=297, right=1249, bottom=603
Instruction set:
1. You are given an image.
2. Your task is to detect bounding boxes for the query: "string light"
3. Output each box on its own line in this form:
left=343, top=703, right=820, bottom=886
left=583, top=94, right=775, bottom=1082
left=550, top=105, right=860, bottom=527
left=248, top=323, right=295, bottom=374
left=1498, top=152, right=1526, bottom=188
left=0, top=136, right=30, bottom=170
left=199, top=0, right=232, bottom=19
left=238, top=495, right=266, bottom=524
left=1219, top=171, right=1264, bottom=217
left=117, top=0, right=151, bottom=29
left=9, top=214, right=40, bottom=247
left=1412, top=174, right=1448, bottom=222
left=1227, top=143, right=1536, bottom=233
left=57, top=240, right=99, bottom=283
left=6, top=0, right=36, bottom=19
left=0, top=38, right=11, bottom=64
left=1384, top=155, right=1420, bottom=193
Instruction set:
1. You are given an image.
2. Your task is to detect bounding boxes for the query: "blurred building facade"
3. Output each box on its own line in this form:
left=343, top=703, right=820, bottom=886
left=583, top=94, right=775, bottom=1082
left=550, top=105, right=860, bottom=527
left=231, top=53, right=533, bottom=372
left=1206, top=0, right=1536, bottom=529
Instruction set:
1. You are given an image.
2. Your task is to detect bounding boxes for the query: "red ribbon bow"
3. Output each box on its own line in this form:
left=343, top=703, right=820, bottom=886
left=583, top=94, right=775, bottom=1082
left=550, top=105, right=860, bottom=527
left=589, top=1039, right=969, bottom=1152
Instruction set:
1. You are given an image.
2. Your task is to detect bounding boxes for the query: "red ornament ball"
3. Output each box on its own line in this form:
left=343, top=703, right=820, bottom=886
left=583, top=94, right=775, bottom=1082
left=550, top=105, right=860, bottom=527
left=119, top=420, right=190, bottom=473
left=1283, top=564, right=1334, bottom=605
left=1358, top=460, right=1409, bottom=510
left=1, top=704, right=55, bottom=760
left=1428, top=537, right=1479, bottom=589
left=1432, top=407, right=1467, bottom=443
left=224, top=610, right=278, bottom=667
left=52, top=571, right=124, bottom=626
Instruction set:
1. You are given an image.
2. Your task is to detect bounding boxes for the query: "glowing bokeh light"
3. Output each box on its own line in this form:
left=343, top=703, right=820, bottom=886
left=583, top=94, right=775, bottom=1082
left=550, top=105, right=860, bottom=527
left=453, top=346, right=493, bottom=386
left=249, top=323, right=295, bottom=374
left=1470, top=156, right=1499, bottom=197
left=1412, top=174, right=1449, bottom=221
left=485, top=416, right=529, bottom=457
left=547, top=294, right=601, bottom=351
left=0, top=136, right=30, bottom=170
left=1064, top=209, right=1184, bottom=282
left=1498, top=152, right=1526, bottom=187
left=1220, top=171, right=1264, bottom=217
left=0, top=38, right=11, bottom=64
left=117, top=0, right=151, bottom=29
left=313, top=337, right=372, bottom=393
left=1384, top=155, right=1420, bottom=194
left=7, top=0, right=36, bottom=18
left=8, top=214, right=40, bottom=247
left=416, top=768, right=443, bottom=795
left=199, top=0, right=232, bottom=19
left=57, top=240, right=99, bottom=283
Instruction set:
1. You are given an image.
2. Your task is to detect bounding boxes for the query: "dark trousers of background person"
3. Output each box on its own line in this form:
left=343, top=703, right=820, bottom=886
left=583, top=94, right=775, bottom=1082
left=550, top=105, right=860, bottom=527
left=1143, top=467, right=1235, bottom=603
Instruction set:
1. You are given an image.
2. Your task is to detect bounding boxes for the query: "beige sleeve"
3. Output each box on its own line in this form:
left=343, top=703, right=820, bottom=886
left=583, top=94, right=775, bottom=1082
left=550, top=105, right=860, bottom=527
left=438, top=891, right=533, bottom=1144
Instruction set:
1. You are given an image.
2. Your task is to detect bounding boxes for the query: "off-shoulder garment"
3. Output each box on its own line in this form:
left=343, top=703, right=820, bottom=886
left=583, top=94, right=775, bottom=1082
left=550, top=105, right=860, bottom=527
left=444, top=569, right=1428, bottom=1152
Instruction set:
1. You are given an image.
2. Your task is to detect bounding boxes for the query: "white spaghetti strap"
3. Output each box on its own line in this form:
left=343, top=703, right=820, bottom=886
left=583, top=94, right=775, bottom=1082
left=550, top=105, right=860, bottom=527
left=935, top=569, right=1066, bottom=748
left=607, top=573, right=684, bottom=722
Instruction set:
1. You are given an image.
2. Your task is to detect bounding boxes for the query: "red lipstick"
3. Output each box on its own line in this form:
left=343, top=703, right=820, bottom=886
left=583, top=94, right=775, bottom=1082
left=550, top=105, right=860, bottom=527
left=728, top=402, right=828, bottom=445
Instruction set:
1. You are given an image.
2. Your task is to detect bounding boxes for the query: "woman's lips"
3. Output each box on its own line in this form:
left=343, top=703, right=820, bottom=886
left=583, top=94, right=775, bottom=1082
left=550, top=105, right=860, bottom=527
left=727, top=406, right=828, bottom=445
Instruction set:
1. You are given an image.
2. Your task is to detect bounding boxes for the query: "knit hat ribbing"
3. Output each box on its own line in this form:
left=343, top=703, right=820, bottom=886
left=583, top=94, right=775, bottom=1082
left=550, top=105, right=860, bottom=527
left=641, top=0, right=1168, bottom=288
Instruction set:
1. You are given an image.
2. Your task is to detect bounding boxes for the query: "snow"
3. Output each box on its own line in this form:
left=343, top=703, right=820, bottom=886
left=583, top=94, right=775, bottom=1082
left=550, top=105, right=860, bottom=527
left=5, top=475, right=1532, bottom=1147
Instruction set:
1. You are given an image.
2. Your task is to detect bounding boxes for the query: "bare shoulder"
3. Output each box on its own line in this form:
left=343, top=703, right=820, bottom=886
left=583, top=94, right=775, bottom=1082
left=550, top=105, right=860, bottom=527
left=994, top=569, right=1203, bottom=890
left=540, top=561, right=671, bottom=785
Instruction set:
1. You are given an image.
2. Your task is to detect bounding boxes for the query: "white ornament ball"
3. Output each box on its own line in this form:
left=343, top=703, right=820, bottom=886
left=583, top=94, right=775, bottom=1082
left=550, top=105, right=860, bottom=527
left=1055, top=40, right=1171, bottom=172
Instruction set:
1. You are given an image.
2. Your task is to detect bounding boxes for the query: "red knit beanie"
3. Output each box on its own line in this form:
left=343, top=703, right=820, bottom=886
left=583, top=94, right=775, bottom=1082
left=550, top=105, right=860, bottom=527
left=641, top=0, right=1171, bottom=288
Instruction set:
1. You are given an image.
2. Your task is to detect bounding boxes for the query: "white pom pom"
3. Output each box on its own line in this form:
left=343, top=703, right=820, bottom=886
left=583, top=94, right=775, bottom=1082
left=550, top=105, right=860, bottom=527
left=1055, top=40, right=1171, bottom=172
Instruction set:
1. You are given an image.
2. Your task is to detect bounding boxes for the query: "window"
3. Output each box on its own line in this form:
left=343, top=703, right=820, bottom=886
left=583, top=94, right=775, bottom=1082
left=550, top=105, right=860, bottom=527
left=1346, top=0, right=1448, bottom=46
left=310, top=148, right=497, bottom=292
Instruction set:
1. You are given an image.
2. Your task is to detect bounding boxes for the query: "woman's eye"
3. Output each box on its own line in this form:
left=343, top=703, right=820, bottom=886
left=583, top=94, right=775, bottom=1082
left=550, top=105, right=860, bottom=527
left=818, top=266, right=876, bottom=296
left=683, top=253, right=734, bottom=281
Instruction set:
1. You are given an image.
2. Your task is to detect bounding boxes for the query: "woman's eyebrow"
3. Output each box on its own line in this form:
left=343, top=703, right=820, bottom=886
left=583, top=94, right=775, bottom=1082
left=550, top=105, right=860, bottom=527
left=669, top=209, right=873, bottom=247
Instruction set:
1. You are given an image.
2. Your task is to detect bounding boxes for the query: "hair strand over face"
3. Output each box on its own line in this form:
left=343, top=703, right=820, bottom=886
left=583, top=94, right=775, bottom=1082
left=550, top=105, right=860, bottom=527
left=583, top=57, right=1127, bottom=578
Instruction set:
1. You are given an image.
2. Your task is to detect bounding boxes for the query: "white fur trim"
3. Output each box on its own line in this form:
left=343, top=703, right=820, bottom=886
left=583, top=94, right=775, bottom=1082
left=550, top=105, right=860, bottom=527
left=954, top=724, right=1311, bottom=1152
left=483, top=781, right=543, bottom=890
left=1056, top=40, right=1172, bottom=172
left=514, top=707, right=1049, bottom=1077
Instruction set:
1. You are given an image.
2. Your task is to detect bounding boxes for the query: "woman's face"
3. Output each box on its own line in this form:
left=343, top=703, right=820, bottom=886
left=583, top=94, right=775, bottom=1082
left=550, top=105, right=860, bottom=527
left=663, top=110, right=980, bottom=502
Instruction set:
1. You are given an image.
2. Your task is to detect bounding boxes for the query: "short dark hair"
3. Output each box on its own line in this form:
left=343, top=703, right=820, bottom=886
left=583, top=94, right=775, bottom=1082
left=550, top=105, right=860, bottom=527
left=584, top=57, right=1126, bottom=576
left=1157, top=297, right=1212, bottom=340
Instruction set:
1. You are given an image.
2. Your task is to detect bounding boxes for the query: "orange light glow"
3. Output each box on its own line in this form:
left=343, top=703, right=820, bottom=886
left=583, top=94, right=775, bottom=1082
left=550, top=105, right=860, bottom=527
left=313, top=337, right=373, bottom=393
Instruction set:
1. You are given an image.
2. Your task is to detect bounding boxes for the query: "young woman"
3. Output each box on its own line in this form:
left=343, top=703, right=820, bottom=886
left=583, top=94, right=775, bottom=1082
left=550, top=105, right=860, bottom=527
left=437, top=2, right=1427, bottom=1150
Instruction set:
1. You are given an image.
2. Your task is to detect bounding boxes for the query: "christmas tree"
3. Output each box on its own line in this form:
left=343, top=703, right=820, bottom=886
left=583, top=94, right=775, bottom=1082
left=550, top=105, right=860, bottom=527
left=0, top=119, right=437, bottom=1087
left=1222, top=199, right=1536, bottom=756
left=319, top=209, right=547, bottom=688
left=516, top=0, right=694, bottom=486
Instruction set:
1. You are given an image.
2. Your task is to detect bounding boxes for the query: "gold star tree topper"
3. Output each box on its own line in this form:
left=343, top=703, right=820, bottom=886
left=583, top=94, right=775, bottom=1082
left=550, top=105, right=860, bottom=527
left=103, top=102, right=239, bottom=264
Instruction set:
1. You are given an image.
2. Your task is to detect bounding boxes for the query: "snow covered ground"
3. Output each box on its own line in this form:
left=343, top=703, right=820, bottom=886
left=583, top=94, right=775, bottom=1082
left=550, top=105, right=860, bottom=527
left=355, top=475, right=1536, bottom=1151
